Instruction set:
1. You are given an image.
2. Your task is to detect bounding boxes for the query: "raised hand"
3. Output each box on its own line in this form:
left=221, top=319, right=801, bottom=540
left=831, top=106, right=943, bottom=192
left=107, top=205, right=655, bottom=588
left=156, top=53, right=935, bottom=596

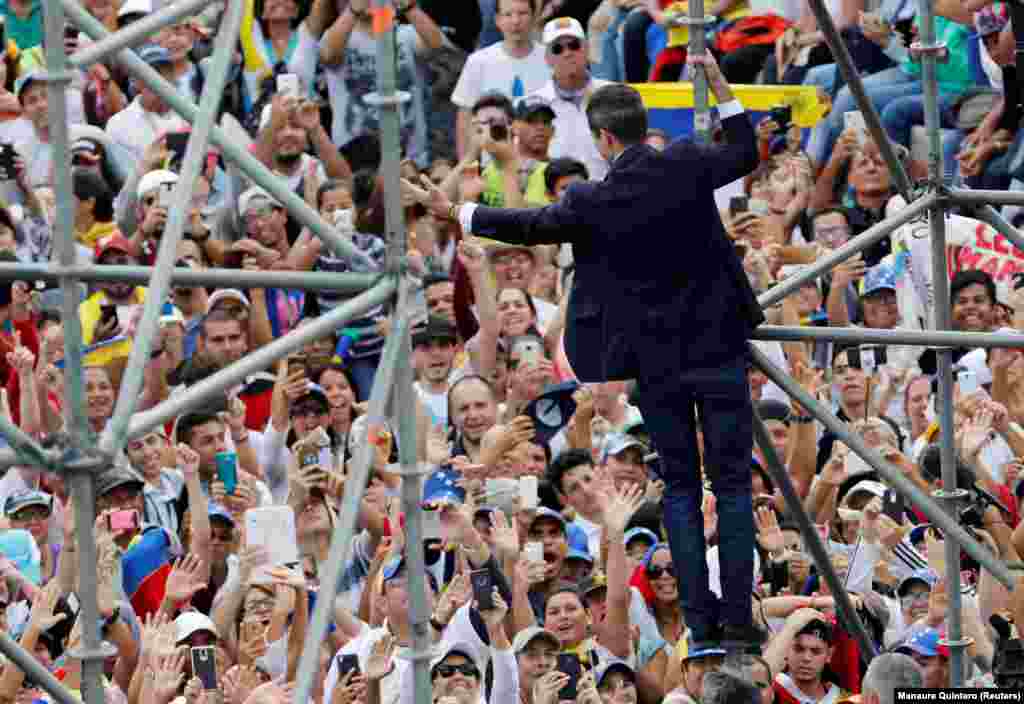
left=755, top=505, right=785, bottom=554
left=164, top=554, right=207, bottom=606
left=478, top=587, right=508, bottom=625
left=330, top=669, right=367, bottom=704
left=600, top=482, right=645, bottom=535
left=151, top=648, right=188, bottom=703
left=222, top=665, right=266, bottom=704
left=489, top=509, right=519, bottom=559
left=26, top=580, right=66, bottom=633
left=177, top=442, right=201, bottom=482
left=238, top=545, right=271, bottom=587
left=456, top=239, right=486, bottom=278
left=533, top=671, right=570, bottom=704
left=426, top=422, right=453, bottom=467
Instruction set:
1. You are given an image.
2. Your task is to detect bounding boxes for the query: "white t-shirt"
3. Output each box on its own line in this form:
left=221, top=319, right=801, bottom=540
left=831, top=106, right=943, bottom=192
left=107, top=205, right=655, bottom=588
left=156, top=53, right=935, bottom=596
left=322, top=25, right=428, bottom=165
left=414, top=381, right=448, bottom=427
left=524, top=79, right=612, bottom=181
left=105, top=97, right=189, bottom=163
left=451, top=42, right=552, bottom=109
left=243, top=22, right=320, bottom=105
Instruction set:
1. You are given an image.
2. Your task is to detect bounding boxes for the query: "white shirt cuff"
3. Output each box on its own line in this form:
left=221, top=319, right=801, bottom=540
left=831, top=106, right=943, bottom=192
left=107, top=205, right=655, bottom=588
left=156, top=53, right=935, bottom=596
left=717, top=99, right=744, bottom=120
left=457, top=202, right=478, bottom=234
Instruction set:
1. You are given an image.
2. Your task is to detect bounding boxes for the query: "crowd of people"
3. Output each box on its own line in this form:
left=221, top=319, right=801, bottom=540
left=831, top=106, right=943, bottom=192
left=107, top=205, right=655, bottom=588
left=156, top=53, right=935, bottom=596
left=0, top=0, right=1014, bottom=701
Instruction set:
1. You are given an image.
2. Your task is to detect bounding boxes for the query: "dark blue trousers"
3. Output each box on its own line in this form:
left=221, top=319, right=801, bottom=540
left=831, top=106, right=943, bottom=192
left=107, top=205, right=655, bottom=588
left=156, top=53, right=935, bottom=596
left=636, top=354, right=755, bottom=643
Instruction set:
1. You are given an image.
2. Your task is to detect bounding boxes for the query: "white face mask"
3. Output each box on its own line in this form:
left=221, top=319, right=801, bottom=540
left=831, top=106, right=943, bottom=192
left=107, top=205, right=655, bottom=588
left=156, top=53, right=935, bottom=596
left=332, top=209, right=354, bottom=233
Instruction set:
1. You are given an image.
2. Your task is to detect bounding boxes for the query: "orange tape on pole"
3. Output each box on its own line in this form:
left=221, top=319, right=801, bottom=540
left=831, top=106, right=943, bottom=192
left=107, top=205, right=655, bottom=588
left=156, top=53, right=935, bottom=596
left=372, top=5, right=395, bottom=34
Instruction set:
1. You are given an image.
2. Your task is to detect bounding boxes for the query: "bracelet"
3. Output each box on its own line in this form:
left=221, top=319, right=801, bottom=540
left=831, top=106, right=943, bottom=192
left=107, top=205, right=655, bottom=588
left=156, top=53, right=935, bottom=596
left=447, top=202, right=460, bottom=222
left=792, top=415, right=814, bottom=424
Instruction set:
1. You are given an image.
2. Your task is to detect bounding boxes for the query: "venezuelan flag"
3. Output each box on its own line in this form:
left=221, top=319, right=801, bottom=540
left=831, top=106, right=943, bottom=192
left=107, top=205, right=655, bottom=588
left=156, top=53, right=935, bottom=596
left=121, top=526, right=174, bottom=620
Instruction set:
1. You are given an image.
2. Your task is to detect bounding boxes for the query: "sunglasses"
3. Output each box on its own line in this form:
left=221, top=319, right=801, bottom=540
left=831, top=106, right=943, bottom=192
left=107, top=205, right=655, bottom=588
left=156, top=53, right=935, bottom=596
left=647, top=564, right=676, bottom=579
left=550, top=38, right=582, bottom=55
left=435, top=663, right=480, bottom=679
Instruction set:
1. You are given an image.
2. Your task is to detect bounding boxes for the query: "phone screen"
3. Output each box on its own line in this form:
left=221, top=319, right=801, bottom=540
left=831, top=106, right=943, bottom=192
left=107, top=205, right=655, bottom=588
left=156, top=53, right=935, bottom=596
left=470, top=569, right=494, bottom=610
left=191, top=646, right=218, bottom=690
left=556, top=654, right=582, bottom=701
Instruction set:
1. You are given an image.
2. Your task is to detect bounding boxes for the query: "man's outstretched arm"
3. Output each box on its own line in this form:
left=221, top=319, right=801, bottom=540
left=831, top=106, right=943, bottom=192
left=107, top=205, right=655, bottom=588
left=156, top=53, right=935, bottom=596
left=404, top=175, right=582, bottom=247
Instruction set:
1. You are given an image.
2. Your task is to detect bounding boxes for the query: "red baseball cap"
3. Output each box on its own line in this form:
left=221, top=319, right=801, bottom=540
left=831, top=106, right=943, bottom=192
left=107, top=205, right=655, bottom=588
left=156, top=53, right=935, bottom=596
left=94, top=231, right=137, bottom=261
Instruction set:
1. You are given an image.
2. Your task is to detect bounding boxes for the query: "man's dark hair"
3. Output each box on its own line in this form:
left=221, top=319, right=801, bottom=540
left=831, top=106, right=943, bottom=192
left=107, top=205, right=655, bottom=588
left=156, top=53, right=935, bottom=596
left=586, top=84, right=648, bottom=146
left=544, top=157, right=589, bottom=194
left=72, top=167, right=114, bottom=222
left=950, top=269, right=996, bottom=306
left=176, top=411, right=222, bottom=447
left=471, top=92, right=515, bottom=122
left=547, top=449, right=593, bottom=494
left=703, top=670, right=761, bottom=704
left=496, top=0, right=535, bottom=14
left=316, top=178, right=353, bottom=210
left=199, top=307, right=245, bottom=338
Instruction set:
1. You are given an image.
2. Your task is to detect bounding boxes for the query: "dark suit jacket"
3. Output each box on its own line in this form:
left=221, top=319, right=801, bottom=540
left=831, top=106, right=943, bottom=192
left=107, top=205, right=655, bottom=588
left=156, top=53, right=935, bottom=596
left=470, top=112, right=765, bottom=383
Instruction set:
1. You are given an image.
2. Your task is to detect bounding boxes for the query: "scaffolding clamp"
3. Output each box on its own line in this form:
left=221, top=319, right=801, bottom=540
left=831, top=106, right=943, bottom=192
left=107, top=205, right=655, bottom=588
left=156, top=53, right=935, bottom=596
left=68, top=640, right=118, bottom=664
left=666, top=14, right=715, bottom=27
left=909, top=41, right=949, bottom=63
left=364, top=91, right=412, bottom=107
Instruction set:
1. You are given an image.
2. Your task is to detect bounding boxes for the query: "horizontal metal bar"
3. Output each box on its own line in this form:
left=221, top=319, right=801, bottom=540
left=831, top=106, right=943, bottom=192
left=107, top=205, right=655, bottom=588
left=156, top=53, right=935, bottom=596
left=0, top=632, right=81, bottom=704
left=758, top=194, right=936, bottom=309
left=750, top=343, right=1016, bottom=589
left=752, top=325, right=1024, bottom=348
left=950, top=188, right=1024, bottom=207
left=0, top=263, right=378, bottom=293
left=0, top=415, right=58, bottom=470
left=126, top=277, right=397, bottom=439
left=68, top=0, right=210, bottom=68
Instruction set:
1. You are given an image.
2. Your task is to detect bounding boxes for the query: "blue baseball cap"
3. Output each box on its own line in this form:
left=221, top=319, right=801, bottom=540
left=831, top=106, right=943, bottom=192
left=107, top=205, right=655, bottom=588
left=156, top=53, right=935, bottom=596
left=860, top=263, right=897, bottom=298
left=381, top=555, right=438, bottom=591
left=526, top=381, right=579, bottom=445
left=623, top=527, right=659, bottom=549
left=530, top=507, right=567, bottom=531
left=594, top=659, right=635, bottom=689
left=4, top=490, right=53, bottom=518
left=137, top=43, right=173, bottom=68
left=14, top=71, right=43, bottom=99
left=896, top=627, right=949, bottom=658
left=423, top=467, right=466, bottom=507
left=684, top=645, right=727, bottom=661
left=896, top=568, right=939, bottom=597
left=600, top=432, right=647, bottom=464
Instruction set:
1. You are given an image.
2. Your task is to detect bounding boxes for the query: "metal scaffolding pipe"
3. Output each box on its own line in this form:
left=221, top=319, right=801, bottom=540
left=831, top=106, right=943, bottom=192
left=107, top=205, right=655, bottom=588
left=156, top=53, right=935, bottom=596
left=751, top=324, right=1024, bottom=348
left=0, top=262, right=379, bottom=293
left=0, top=632, right=80, bottom=704
left=292, top=314, right=405, bottom=704
left=916, top=0, right=965, bottom=681
left=102, top=0, right=244, bottom=457
left=688, top=0, right=710, bottom=142
left=950, top=188, right=1024, bottom=207
left=61, top=0, right=376, bottom=272
left=68, top=0, right=211, bottom=68
left=752, top=410, right=878, bottom=662
left=749, top=344, right=1016, bottom=589
left=803, top=0, right=914, bottom=200
left=0, top=416, right=60, bottom=470
left=126, top=277, right=397, bottom=439
left=758, top=194, right=935, bottom=308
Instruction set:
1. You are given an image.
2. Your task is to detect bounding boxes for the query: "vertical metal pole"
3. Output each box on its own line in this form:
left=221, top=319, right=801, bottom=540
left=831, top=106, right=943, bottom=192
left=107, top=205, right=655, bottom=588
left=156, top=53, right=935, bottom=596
left=291, top=312, right=403, bottom=704
left=917, top=0, right=965, bottom=682
left=688, top=0, right=709, bottom=142
left=45, top=0, right=88, bottom=443
left=101, top=0, right=244, bottom=456
left=394, top=302, right=432, bottom=704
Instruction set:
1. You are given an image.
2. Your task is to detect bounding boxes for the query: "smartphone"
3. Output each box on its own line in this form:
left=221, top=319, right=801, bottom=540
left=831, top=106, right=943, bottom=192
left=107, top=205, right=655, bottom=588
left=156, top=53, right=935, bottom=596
left=64, top=24, right=79, bottom=41
left=844, top=111, right=867, bottom=145
left=769, top=557, right=790, bottom=595
left=244, top=506, right=300, bottom=582
left=215, top=451, right=238, bottom=495
left=287, top=354, right=308, bottom=379
left=556, top=654, right=582, bottom=701
left=190, top=645, right=218, bottom=690
left=882, top=488, right=904, bottom=523
left=108, top=509, right=139, bottom=533
left=524, top=541, right=543, bottom=564
left=276, top=73, right=300, bottom=98
left=511, top=336, right=543, bottom=370
left=0, top=143, right=15, bottom=180
left=337, top=653, right=360, bottom=680
left=861, top=344, right=887, bottom=370
left=958, top=369, right=980, bottom=395
left=729, top=196, right=749, bottom=218
left=470, top=569, right=494, bottom=611
left=166, top=132, right=188, bottom=162
left=490, top=123, right=509, bottom=141
left=844, top=452, right=872, bottom=477
left=520, top=475, right=539, bottom=510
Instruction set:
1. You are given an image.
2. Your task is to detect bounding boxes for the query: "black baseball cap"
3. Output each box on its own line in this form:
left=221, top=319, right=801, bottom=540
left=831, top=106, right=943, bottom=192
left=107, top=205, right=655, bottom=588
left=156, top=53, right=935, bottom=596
left=516, top=96, right=556, bottom=122
left=412, top=316, right=457, bottom=348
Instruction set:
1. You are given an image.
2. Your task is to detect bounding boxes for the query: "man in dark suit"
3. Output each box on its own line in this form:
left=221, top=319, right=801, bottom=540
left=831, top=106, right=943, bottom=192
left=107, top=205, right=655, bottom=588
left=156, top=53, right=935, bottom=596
left=410, top=53, right=764, bottom=650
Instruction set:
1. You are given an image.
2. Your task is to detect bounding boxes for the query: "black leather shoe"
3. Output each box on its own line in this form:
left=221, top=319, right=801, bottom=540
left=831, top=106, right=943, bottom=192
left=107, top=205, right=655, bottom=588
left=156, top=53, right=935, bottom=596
left=721, top=623, right=767, bottom=655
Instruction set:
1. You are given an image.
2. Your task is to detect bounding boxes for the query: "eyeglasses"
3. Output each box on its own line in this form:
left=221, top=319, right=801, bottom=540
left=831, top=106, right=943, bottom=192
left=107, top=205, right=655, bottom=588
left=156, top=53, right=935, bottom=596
left=550, top=38, right=582, bottom=55
left=11, top=506, right=50, bottom=522
left=647, top=564, right=676, bottom=579
left=434, top=663, right=480, bottom=679
left=291, top=405, right=327, bottom=420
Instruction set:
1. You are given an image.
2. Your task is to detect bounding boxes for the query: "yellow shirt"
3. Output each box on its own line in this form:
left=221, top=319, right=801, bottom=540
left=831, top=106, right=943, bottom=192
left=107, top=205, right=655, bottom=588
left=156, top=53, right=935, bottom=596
left=481, top=161, right=551, bottom=208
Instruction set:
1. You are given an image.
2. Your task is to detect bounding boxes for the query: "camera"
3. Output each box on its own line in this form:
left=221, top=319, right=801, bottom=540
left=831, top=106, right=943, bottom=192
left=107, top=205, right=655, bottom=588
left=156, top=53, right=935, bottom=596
left=490, top=123, right=509, bottom=141
left=769, top=105, right=792, bottom=135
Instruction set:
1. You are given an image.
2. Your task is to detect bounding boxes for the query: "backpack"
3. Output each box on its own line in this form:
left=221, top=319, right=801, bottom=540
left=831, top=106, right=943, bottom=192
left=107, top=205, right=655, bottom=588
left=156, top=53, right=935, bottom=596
left=714, top=14, right=792, bottom=53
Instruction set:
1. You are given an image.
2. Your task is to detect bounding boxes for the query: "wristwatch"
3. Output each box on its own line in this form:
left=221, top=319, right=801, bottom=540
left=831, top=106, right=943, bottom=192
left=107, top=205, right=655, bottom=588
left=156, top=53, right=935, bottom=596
left=100, top=604, right=121, bottom=635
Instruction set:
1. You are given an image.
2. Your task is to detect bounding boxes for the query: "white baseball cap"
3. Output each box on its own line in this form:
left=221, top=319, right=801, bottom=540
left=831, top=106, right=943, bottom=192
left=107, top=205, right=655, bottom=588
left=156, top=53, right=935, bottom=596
left=207, top=288, right=251, bottom=312
left=238, top=186, right=281, bottom=218
left=137, top=169, right=178, bottom=199
left=175, top=611, right=218, bottom=643
left=542, top=17, right=585, bottom=45
left=118, top=0, right=152, bottom=18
